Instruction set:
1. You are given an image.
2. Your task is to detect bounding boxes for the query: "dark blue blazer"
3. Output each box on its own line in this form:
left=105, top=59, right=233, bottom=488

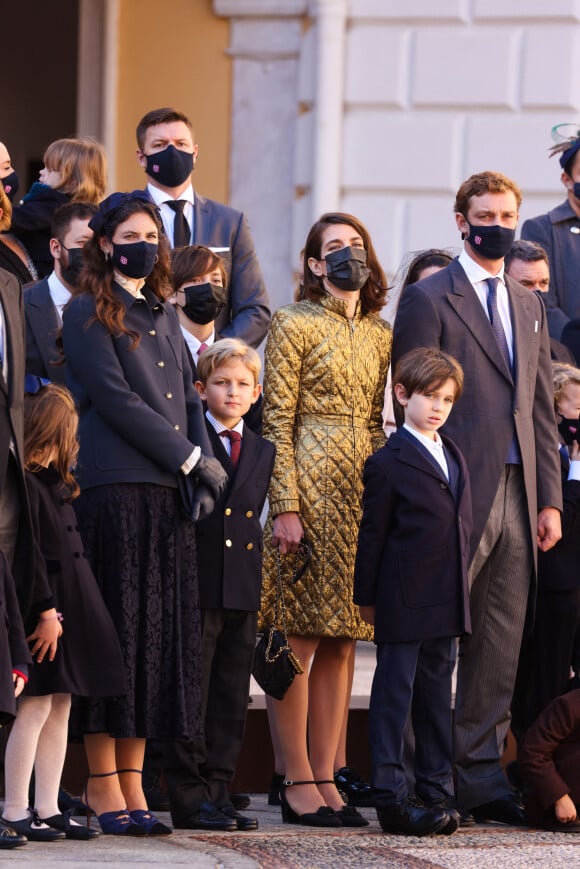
left=353, top=428, right=472, bottom=644
left=143, top=187, right=270, bottom=348
left=62, top=284, right=212, bottom=490
left=537, top=450, right=580, bottom=593
left=196, top=421, right=275, bottom=611
left=24, top=278, right=65, bottom=383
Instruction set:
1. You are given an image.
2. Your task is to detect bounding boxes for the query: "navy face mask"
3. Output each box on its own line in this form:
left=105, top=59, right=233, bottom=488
left=558, top=416, right=580, bottom=446
left=111, top=241, right=158, bottom=279
left=1, top=170, right=19, bottom=202
left=181, top=282, right=227, bottom=325
left=466, top=222, right=516, bottom=260
left=324, top=246, right=370, bottom=292
left=145, top=145, right=193, bottom=188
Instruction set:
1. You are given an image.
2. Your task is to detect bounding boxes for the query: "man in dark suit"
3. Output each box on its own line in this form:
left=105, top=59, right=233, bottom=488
left=24, top=202, right=97, bottom=382
left=504, top=240, right=577, bottom=364
left=392, top=171, right=563, bottom=824
left=521, top=132, right=580, bottom=340
left=163, top=339, right=275, bottom=831
left=136, top=107, right=270, bottom=349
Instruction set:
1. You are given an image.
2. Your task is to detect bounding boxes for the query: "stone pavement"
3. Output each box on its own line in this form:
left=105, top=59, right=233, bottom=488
left=2, top=795, right=580, bottom=868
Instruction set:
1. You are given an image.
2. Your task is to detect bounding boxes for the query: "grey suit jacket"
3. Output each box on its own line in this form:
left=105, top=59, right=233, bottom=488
left=145, top=188, right=271, bottom=348
left=392, top=257, right=562, bottom=568
left=521, top=200, right=580, bottom=339
left=24, top=278, right=65, bottom=383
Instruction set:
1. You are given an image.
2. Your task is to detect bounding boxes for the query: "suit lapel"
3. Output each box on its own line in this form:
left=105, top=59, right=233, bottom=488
left=392, top=430, right=448, bottom=484
left=192, top=193, right=208, bottom=244
left=207, top=423, right=234, bottom=477
left=445, top=259, right=513, bottom=384
left=27, top=280, right=61, bottom=372
left=231, top=427, right=260, bottom=490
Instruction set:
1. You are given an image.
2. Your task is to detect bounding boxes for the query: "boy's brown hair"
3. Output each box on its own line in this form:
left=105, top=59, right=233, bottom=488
left=24, top=382, right=80, bottom=499
left=196, top=338, right=261, bottom=386
left=552, top=362, right=580, bottom=413
left=392, top=347, right=464, bottom=408
left=170, top=244, right=227, bottom=292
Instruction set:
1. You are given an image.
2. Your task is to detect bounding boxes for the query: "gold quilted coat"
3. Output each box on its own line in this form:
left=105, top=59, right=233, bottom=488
left=260, top=294, right=392, bottom=639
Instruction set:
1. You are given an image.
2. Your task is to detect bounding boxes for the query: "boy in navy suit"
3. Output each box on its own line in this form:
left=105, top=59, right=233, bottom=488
left=354, top=347, right=472, bottom=837
left=163, top=338, right=275, bottom=832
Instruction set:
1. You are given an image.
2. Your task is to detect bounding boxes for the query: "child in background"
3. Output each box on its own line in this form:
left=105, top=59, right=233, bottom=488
left=1, top=380, right=125, bottom=842
left=163, top=339, right=275, bottom=832
left=512, top=363, right=580, bottom=740
left=354, top=347, right=472, bottom=837
left=10, top=138, right=107, bottom=277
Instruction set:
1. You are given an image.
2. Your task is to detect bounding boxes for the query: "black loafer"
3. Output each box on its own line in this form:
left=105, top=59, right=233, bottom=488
left=471, top=798, right=525, bottom=826
left=0, top=817, right=27, bottom=849
left=219, top=804, right=258, bottom=831
left=173, top=802, right=237, bottom=831
left=6, top=812, right=66, bottom=842
left=334, top=767, right=373, bottom=807
left=420, top=797, right=460, bottom=835
left=376, top=798, right=450, bottom=836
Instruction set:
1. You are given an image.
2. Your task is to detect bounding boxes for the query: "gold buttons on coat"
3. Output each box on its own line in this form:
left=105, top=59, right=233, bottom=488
left=174, top=424, right=180, bottom=430
left=246, top=543, right=254, bottom=551
left=245, top=510, right=253, bottom=518
left=225, top=508, right=232, bottom=516
left=225, top=539, right=232, bottom=547
left=157, top=360, right=165, bottom=368
left=165, top=392, right=172, bottom=399
left=149, top=329, right=156, bottom=336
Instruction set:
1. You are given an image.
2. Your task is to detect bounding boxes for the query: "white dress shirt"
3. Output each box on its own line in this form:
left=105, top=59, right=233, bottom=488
left=147, top=182, right=194, bottom=247
left=47, top=271, right=72, bottom=322
left=206, top=410, right=244, bottom=457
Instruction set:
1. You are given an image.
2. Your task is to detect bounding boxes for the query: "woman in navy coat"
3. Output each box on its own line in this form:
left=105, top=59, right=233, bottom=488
left=61, top=192, right=225, bottom=835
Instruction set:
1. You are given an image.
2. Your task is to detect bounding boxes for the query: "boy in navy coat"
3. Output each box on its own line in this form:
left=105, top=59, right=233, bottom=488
left=354, top=347, right=472, bottom=837
left=164, top=338, right=275, bottom=832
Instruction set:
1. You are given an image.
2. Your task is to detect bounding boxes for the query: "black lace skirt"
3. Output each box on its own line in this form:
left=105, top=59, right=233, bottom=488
left=70, top=483, right=202, bottom=741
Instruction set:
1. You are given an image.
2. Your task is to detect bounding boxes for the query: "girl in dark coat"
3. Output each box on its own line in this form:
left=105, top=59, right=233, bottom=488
left=2, top=381, right=125, bottom=842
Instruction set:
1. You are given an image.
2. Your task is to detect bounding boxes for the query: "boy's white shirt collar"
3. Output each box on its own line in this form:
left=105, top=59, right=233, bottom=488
left=403, top=423, right=448, bottom=480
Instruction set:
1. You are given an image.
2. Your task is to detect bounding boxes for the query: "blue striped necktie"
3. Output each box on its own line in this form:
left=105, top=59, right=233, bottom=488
left=485, top=277, right=512, bottom=373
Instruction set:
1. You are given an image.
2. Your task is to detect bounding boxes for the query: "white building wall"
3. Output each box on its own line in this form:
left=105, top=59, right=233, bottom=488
left=215, top=0, right=580, bottom=321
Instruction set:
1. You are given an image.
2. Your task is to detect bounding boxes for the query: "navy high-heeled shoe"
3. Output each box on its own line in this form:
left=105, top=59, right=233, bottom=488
left=83, top=772, right=146, bottom=836
left=117, top=769, right=172, bottom=835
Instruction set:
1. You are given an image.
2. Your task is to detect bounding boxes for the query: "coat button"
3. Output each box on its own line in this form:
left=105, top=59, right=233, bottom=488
left=224, top=508, right=232, bottom=516
left=165, top=392, right=172, bottom=399
left=246, top=542, right=254, bottom=551
left=149, top=329, right=156, bottom=336
left=440, top=483, right=447, bottom=489
left=174, top=424, right=180, bottom=430
left=157, top=360, right=165, bottom=368
left=245, top=510, right=253, bottom=518
left=225, top=539, right=232, bottom=548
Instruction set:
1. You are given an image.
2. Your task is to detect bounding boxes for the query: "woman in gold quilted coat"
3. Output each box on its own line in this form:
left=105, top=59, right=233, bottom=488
left=261, top=213, right=391, bottom=826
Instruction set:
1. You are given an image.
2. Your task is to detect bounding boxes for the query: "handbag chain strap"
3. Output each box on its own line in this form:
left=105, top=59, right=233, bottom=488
left=263, top=548, right=305, bottom=675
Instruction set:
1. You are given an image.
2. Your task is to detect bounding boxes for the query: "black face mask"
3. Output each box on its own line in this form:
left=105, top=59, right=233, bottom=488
left=145, top=145, right=194, bottom=188
left=324, top=246, right=370, bottom=292
left=465, top=222, right=516, bottom=260
left=558, top=416, right=580, bottom=446
left=61, top=247, right=84, bottom=288
left=1, top=170, right=19, bottom=202
left=111, top=241, right=158, bottom=279
left=181, top=282, right=227, bottom=324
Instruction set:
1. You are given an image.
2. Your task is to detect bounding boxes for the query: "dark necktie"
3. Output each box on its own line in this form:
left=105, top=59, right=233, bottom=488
left=220, top=430, right=242, bottom=468
left=485, top=277, right=512, bottom=373
left=166, top=200, right=191, bottom=248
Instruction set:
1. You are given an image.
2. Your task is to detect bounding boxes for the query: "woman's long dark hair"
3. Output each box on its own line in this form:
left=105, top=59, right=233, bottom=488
left=302, top=212, right=387, bottom=315
left=72, top=198, right=172, bottom=346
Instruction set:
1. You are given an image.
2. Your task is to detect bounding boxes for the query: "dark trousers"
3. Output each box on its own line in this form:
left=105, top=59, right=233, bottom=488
left=164, top=608, right=256, bottom=822
left=512, top=589, right=580, bottom=742
left=369, top=637, right=455, bottom=807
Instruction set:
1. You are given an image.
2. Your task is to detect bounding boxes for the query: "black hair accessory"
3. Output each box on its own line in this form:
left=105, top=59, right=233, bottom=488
left=88, top=190, right=155, bottom=235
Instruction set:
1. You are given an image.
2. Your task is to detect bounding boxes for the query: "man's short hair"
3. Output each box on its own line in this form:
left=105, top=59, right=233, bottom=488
left=453, top=171, right=522, bottom=217
left=552, top=362, right=580, bottom=414
left=136, top=108, right=193, bottom=150
left=51, top=201, right=98, bottom=244
left=392, top=347, right=464, bottom=409
left=196, top=337, right=261, bottom=387
left=504, top=239, right=549, bottom=273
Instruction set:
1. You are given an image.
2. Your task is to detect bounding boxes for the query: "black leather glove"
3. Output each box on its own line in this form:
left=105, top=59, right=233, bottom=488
left=190, top=484, right=217, bottom=522
left=192, top=454, right=229, bottom=502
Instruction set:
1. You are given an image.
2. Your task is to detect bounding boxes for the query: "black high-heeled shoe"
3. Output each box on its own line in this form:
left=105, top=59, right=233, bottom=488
left=280, top=780, right=342, bottom=827
left=315, top=779, right=369, bottom=827
left=83, top=772, right=146, bottom=836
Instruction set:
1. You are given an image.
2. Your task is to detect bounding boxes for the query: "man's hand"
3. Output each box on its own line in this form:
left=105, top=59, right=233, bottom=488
left=537, top=506, right=562, bottom=552
left=555, top=793, right=577, bottom=823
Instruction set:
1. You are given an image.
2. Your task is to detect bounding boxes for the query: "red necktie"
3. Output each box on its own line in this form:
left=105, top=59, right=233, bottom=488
left=220, top=430, right=242, bottom=468
left=198, top=342, right=208, bottom=355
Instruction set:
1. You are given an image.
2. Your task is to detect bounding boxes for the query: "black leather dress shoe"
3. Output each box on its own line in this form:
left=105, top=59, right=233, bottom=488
left=173, top=802, right=237, bottom=831
left=230, top=793, right=251, bottom=811
left=0, top=817, right=27, bottom=849
left=376, top=798, right=450, bottom=836
left=219, top=805, right=258, bottom=831
left=420, top=798, right=460, bottom=835
left=471, top=798, right=525, bottom=826
left=334, top=767, right=374, bottom=807
left=6, top=812, right=66, bottom=842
